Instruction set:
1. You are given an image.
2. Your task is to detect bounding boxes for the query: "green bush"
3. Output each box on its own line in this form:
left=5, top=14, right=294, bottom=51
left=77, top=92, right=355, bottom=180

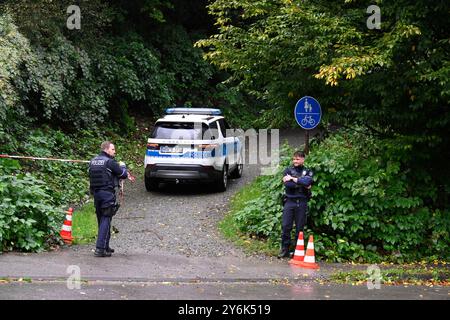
left=16, top=127, right=91, bottom=206
left=230, top=128, right=450, bottom=263
left=0, top=159, right=62, bottom=251
left=0, top=13, right=172, bottom=132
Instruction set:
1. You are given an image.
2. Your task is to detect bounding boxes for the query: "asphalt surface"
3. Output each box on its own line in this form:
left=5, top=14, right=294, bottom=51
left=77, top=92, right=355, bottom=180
left=1, top=280, right=448, bottom=300
left=1, top=128, right=449, bottom=300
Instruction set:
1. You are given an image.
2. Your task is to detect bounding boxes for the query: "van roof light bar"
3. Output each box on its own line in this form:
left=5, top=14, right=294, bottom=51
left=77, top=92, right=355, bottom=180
left=165, top=108, right=222, bottom=116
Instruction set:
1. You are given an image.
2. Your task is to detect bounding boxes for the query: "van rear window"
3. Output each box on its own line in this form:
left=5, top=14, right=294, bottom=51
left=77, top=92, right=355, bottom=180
left=151, top=122, right=218, bottom=140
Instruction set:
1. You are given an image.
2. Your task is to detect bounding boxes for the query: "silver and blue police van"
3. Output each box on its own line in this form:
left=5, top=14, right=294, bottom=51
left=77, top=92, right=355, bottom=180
left=144, top=108, right=243, bottom=192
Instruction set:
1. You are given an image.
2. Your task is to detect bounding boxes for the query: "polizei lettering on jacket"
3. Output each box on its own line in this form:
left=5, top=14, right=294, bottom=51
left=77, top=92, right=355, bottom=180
left=90, top=159, right=106, bottom=166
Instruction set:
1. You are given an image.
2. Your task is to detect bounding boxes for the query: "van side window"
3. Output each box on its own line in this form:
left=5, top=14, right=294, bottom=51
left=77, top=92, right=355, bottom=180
left=208, top=121, right=219, bottom=140
left=218, top=119, right=227, bottom=138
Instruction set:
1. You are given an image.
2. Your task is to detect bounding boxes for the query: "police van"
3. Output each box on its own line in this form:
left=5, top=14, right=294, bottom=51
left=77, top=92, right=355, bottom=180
left=144, top=108, right=243, bottom=192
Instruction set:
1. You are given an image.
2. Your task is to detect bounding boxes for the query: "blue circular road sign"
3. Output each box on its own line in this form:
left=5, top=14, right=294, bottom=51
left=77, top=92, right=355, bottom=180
left=294, top=96, right=322, bottom=130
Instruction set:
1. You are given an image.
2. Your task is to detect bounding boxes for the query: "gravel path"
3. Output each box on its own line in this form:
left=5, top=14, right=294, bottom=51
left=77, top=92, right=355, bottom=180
left=112, top=163, right=260, bottom=258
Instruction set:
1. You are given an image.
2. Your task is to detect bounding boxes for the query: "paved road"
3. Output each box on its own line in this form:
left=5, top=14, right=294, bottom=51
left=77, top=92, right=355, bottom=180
left=1, top=279, right=448, bottom=300
left=0, top=128, right=449, bottom=300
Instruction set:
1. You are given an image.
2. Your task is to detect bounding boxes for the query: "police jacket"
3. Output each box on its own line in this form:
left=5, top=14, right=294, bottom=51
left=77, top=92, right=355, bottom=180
left=88, top=151, right=128, bottom=194
left=283, top=165, right=314, bottom=199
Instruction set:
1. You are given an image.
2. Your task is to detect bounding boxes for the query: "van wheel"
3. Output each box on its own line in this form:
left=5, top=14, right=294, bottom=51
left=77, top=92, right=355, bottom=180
left=215, top=164, right=228, bottom=192
left=145, top=176, right=159, bottom=191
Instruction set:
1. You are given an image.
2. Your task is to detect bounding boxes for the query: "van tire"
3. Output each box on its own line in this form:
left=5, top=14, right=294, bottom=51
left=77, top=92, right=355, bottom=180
left=230, top=156, right=243, bottom=179
left=145, top=176, right=159, bottom=191
left=215, top=164, right=228, bottom=192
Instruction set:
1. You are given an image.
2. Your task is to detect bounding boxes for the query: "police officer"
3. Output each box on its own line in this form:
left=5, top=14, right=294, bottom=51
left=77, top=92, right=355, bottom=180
left=89, top=141, right=134, bottom=257
left=278, top=151, right=314, bottom=258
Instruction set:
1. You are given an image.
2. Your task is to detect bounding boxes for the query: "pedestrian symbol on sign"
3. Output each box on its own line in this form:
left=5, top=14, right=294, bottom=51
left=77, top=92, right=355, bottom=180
left=294, top=96, right=321, bottom=130
left=304, top=98, right=312, bottom=113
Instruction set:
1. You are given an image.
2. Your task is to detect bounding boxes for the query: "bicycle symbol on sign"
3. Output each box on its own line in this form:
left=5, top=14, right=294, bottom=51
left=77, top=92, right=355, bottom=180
left=301, top=115, right=315, bottom=127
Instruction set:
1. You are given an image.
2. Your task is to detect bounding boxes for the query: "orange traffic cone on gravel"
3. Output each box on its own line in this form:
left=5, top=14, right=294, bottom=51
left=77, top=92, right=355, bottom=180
left=298, top=235, right=319, bottom=269
left=289, top=231, right=305, bottom=266
left=60, top=208, right=74, bottom=244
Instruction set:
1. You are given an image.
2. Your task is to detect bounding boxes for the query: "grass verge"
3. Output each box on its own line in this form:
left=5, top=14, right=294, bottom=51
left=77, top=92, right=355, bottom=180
left=219, top=177, right=279, bottom=256
left=329, top=264, right=450, bottom=286
left=72, top=201, right=97, bottom=245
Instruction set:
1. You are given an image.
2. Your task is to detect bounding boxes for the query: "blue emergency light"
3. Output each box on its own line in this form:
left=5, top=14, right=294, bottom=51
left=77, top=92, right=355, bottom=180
left=165, top=108, right=222, bottom=116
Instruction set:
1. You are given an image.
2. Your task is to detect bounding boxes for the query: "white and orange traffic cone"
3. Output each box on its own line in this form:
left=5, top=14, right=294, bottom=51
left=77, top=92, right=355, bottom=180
left=60, top=208, right=74, bottom=244
left=289, top=231, right=305, bottom=266
left=298, top=235, right=319, bottom=269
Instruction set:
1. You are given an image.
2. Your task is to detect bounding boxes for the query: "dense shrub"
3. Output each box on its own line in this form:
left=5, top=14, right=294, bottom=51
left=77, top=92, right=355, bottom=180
left=0, top=159, right=62, bottom=251
left=231, top=128, right=450, bottom=263
left=0, top=11, right=175, bottom=133
left=16, top=127, right=91, bottom=206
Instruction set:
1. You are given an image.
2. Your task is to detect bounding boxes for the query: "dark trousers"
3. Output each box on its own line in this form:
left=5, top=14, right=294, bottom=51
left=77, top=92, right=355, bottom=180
left=281, top=198, right=307, bottom=249
left=94, top=200, right=112, bottom=251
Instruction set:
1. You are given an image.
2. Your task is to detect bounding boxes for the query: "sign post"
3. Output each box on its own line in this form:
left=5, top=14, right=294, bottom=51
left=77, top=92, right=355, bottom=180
left=294, top=96, right=322, bottom=155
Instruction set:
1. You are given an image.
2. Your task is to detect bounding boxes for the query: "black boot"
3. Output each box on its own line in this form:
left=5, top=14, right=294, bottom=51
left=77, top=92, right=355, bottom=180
left=277, top=247, right=290, bottom=259
left=106, top=247, right=114, bottom=253
left=94, top=248, right=112, bottom=257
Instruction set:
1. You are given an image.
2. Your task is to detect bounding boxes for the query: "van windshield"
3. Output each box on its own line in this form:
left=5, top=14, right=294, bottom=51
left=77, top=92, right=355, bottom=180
left=151, top=122, right=218, bottom=140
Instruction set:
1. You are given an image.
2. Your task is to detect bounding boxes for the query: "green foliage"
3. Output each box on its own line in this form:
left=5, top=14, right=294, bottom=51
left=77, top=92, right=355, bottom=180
left=0, top=1, right=213, bottom=132
left=0, top=160, right=62, bottom=252
left=15, top=127, right=91, bottom=206
left=214, top=83, right=262, bottom=129
left=233, top=174, right=284, bottom=238
left=1, top=0, right=248, bottom=141
left=151, top=25, right=214, bottom=106
left=93, top=34, right=173, bottom=117
left=198, top=0, right=450, bottom=210
left=230, top=143, right=288, bottom=238
left=330, top=266, right=450, bottom=285
left=229, top=129, right=450, bottom=262
left=1, top=0, right=236, bottom=135
left=199, top=0, right=450, bottom=131
left=1, top=21, right=172, bottom=129
left=0, top=13, right=31, bottom=145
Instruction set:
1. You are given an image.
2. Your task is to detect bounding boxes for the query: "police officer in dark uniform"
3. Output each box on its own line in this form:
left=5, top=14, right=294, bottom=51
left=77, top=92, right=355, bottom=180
left=89, top=141, right=134, bottom=257
left=278, top=151, right=314, bottom=258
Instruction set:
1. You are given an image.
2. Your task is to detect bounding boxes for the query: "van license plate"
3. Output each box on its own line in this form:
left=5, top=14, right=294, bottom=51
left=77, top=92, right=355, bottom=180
left=160, top=145, right=183, bottom=153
